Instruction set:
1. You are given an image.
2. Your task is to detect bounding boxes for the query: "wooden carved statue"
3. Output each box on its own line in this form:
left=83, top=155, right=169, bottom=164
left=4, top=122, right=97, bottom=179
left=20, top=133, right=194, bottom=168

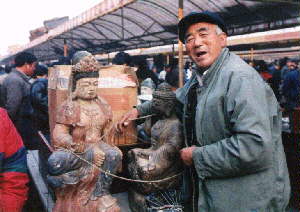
left=47, top=51, right=122, bottom=212
left=127, top=82, right=183, bottom=212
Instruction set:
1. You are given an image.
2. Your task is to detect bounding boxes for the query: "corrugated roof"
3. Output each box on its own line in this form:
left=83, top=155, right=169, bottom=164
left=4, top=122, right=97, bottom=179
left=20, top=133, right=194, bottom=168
left=1, top=0, right=299, bottom=63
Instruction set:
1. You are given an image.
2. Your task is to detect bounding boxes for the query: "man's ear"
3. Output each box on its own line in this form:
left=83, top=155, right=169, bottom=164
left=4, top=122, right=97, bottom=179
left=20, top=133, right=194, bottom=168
left=219, top=33, right=227, bottom=48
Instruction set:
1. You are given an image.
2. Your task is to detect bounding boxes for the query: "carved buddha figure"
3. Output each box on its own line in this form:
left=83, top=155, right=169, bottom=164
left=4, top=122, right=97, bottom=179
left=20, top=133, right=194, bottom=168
left=47, top=51, right=122, bottom=212
left=128, top=82, right=183, bottom=211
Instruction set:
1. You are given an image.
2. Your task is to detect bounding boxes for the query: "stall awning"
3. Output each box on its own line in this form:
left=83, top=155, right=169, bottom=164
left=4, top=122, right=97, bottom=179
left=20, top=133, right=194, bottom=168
left=1, top=0, right=299, bottom=63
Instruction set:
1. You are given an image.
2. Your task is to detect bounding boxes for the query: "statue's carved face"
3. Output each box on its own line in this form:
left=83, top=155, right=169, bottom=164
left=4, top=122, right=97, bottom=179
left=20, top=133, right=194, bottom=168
left=74, top=78, right=98, bottom=100
left=152, top=97, right=173, bottom=116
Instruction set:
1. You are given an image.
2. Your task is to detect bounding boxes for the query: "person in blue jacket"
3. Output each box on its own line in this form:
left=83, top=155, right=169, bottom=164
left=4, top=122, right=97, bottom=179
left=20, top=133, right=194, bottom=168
left=282, top=59, right=300, bottom=111
left=30, top=64, right=49, bottom=138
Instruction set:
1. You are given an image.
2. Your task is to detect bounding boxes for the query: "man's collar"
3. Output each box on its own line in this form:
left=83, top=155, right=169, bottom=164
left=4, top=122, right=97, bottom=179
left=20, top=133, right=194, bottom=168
left=13, top=68, right=31, bottom=81
left=15, top=67, right=27, bottom=76
left=193, top=47, right=229, bottom=85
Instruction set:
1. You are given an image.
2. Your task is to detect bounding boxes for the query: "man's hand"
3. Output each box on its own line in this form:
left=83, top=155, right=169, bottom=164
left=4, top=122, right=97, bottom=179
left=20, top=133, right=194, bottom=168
left=180, top=146, right=196, bottom=166
left=116, top=108, right=139, bottom=133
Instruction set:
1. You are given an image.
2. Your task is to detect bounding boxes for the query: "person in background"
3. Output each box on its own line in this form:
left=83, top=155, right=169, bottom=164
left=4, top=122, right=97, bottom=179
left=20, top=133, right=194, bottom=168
left=282, top=59, right=299, bottom=110
left=29, top=63, right=51, bottom=191
left=117, top=11, right=290, bottom=212
left=0, top=66, right=9, bottom=107
left=0, top=65, right=13, bottom=107
left=0, top=66, right=7, bottom=82
left=137, top=77, right=156, bottom=104
left=158, top=65, right=167, bottom=82
left=132, top=55, right=159, bottom=89
left=281, top=58, right=293, bottom=81
left=282, top=59, right=300, bottom=132
left=165, top=58, right=179, bottom=89
left=112, top=51, right=132, bottom=66
left=30, top=64, right=49, bottom=139
left=1, top=52, right=38, bottom=149
left=184, top=61, right=192, bottom=83
left=0, top=108, right=29, bottom=212
left=150, top=64, right=159, bottom=78
left=153, top=54, right=164, bottom=73
left=256, top=60, right=272, bottom=83
left=269, top=60, right=282, bottom=102
left=268, top=60, right=277, bottom=75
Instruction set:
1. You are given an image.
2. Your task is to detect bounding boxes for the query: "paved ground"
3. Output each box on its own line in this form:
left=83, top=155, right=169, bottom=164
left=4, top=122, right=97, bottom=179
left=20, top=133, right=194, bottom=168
left=26, top=141, right=299, bottom=212
left=26, top=150, right=133, bottom=212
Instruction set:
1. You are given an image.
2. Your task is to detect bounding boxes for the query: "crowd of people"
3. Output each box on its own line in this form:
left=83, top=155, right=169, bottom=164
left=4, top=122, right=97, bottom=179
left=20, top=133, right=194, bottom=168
left=248, top=58, right=300, bottom=111
left=0, top=10, right=299, bottom=212
left=110, top=48, right=300, bottom=116
left=0, top=52, right=51, bottom=212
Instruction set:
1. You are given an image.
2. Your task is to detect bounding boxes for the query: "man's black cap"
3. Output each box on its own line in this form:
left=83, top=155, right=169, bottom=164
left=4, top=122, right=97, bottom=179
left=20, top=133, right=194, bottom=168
left=178, top=11, right=227, bottom=43
left=34, top=64, right=48, bottom=77
left=287, top=58, right=298, bottom=63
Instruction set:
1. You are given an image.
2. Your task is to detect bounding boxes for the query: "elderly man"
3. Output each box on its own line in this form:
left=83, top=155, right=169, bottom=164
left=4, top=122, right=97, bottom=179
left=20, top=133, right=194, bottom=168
left=118, top=11, right=290, bottom=212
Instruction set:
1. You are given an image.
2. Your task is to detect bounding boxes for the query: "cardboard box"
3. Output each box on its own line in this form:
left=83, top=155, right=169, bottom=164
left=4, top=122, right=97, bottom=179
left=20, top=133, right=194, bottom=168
left=48, top=65, right=138, bottom=146
left=48, top=65, right=71, bottom=142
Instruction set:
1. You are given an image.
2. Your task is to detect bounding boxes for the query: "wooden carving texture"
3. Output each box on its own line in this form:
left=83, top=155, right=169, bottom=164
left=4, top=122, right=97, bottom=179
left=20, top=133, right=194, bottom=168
left=48, top=97, right=122, bottom=212
left=127, top=117, right=183, bottom=212
left=128, top=118, right=183, bottom=192
left=127, top=82, right=184, bottom=211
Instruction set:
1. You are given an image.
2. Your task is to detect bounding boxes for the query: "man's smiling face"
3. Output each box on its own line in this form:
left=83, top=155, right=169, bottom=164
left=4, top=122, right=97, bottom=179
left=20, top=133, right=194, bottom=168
left=185, top=22, right=227, bottom=69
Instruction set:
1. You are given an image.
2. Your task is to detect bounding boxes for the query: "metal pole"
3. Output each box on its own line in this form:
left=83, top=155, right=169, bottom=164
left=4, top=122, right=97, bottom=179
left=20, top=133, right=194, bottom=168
left=63, top=39, right=68, bottom=57
left=121, top=6, right=124, bottom=40
left=172, top=42, right=175, bottom=58
left=250, top=48, right=254, bottom=61
left=167, top=54, right=170, bottom=65
left=178, top=0, right=184, bottom=88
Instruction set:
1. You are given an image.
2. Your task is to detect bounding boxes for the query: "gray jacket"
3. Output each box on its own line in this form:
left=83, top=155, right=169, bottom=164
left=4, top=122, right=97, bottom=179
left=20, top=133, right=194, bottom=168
left=137, top=48, right=290, bottom=212
left=1, top=69, right=36, bottom=148
left=1, top=69, right=32, bottom=120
